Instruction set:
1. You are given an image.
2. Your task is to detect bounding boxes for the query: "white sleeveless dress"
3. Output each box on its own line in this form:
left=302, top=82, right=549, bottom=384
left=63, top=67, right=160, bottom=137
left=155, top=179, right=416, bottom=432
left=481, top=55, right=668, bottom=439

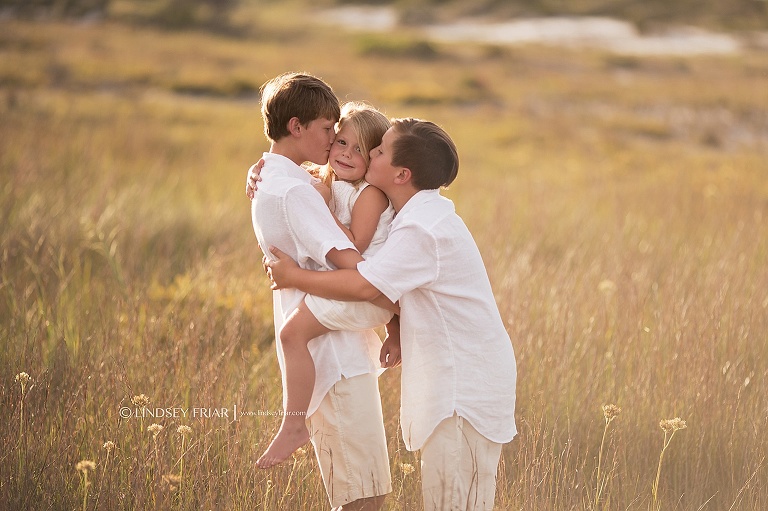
left=305, top=180, right=396, bottom=331
left=330, top=180, right=394, bottom=257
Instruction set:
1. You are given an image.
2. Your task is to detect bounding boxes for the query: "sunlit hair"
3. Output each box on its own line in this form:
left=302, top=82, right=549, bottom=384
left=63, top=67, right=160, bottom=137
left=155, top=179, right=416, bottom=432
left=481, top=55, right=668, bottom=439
left=260, top=72, right=340, bottom=142
left=319, top=101, right=391, bottom=188
left=390, top=118, right=459, bottom=190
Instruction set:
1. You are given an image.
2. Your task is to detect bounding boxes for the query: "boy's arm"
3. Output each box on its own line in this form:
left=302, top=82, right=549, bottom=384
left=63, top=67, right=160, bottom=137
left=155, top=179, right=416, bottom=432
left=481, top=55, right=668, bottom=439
left=371, top=294, right=400, bottom=315
left=325, top=247, right=398, bottom=314
left=267, top=246, right=382, bottom=302
left=325, top=246, right=364, bottom=270
left=380, top=315, right=402, bottom=368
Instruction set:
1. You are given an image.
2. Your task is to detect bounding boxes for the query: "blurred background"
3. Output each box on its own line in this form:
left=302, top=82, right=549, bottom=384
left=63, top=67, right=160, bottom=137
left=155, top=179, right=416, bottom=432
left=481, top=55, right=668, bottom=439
left=1, top=1, right=767, bottom=510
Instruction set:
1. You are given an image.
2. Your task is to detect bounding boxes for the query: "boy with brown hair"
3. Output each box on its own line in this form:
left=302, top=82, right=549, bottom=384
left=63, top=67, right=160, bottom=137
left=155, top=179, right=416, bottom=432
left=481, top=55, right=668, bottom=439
left=265, top=118, right=518, bottom=511
left=251, top=72, right=392, bottom=510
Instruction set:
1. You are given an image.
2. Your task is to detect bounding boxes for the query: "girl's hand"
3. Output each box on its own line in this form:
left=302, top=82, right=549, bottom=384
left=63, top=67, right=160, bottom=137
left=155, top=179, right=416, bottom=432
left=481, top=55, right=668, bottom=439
left=245, top=159, right=265, bottom=199
left=264, top=246, right=299, bottom=290
left=313, top=182, right=332, bottom=205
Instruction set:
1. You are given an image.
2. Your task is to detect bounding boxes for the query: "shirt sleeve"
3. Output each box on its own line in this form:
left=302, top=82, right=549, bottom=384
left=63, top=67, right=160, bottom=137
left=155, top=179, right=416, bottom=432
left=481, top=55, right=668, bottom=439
left=357, top=222, right=438, bottom=302
left=284, top=184, right=356, bottom=268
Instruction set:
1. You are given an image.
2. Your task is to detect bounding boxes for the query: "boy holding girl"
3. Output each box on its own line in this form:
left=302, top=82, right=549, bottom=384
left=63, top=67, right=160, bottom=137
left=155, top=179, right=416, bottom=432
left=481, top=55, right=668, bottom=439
left=251, top=71, right=392, bottom=510
left=264, top=116, right=518, bottom=511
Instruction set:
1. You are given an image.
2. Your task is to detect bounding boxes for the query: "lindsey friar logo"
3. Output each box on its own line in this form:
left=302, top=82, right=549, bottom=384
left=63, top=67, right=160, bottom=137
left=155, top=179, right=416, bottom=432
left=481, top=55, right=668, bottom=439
left=120, top=395, right=292, bottom=421
left=119, top=401, right=238, bottom=420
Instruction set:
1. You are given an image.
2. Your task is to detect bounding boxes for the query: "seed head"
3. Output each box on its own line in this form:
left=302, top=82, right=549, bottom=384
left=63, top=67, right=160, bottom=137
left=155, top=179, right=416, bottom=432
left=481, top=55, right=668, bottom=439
left=131, top=394, right=150, bottom=408
left=602, top=404, right=621, bottom=423
left=147, top=423, right=164, bottom=437
left=102, top=441, right=116, bottom=453
left=15, top=372, right=31, bottom=385
left=176, top=425, right=192, bottom=437
left=76, top=460, right=96, bottom=474
left=660, top=417, right=687, bottom=433
left=400, top=463, right=415, bottom=475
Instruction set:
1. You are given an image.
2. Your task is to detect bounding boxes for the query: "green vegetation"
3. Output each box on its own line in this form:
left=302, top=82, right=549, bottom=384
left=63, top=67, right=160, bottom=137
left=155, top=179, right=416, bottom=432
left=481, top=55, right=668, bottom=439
left=356, top=34, right=439, bottom=60
left=2, top=4, right=767, bottom=510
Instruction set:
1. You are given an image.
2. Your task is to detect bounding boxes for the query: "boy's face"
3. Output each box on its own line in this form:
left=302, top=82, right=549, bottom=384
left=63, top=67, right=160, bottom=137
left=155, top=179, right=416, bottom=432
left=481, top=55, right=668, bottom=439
left=301, top=117, right=337, bottom=165
left=366, top=127, right=399, bottom=192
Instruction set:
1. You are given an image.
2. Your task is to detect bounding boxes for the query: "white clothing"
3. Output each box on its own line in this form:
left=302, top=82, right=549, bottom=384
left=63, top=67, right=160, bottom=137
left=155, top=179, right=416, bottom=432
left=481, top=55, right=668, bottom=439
left=358, top=189, right=517, bottom=451
left=306, top=180, right=395, bottom=331
left=330, top=180, right=394, bottom=258
left=251, top=152, right=383, bottom=416
left=305, top=294, right=393, bottom=331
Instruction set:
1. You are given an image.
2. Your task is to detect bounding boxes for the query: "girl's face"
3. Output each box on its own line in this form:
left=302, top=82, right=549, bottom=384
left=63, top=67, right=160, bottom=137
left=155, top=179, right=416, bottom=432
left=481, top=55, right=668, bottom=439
left=329, top=123, right=367, bottom=182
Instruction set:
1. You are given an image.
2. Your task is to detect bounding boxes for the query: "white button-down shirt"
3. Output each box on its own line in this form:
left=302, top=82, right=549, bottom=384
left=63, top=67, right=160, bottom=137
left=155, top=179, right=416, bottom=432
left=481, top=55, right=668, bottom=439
left=358, top=189, right=517, bottom=450
left=251, top=153, right=382, bottom=415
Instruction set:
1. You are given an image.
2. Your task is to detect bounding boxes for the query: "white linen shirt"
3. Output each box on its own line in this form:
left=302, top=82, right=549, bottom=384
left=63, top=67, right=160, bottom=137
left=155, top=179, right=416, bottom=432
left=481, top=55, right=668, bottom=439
left=357, top=189, right=517, bottom=451
left=251, top=153, right=383, bottom=416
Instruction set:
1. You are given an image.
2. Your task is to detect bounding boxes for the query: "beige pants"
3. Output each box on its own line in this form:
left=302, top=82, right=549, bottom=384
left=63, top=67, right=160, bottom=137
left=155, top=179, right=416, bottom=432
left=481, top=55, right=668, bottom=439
left=420, top=414, right=502, bottom=511
left=307, top=373, right=392, bottom=508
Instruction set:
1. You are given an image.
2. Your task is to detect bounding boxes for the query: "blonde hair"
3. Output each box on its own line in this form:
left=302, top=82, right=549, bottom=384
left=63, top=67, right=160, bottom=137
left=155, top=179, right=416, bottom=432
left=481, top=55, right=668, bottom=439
left=319, top=101, right=391, bottom=188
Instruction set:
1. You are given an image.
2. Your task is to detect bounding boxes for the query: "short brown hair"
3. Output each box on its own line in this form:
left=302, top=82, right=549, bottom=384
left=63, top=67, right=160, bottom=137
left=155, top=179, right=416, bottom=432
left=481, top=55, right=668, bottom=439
left=260, top=72, right=340, bottom=142
left=390, top=118, right=459, bottom=190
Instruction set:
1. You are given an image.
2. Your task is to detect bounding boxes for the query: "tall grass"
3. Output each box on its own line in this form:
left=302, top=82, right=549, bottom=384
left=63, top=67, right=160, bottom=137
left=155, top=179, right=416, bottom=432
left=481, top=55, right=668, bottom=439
left=2, top=10, right=767, bottom=510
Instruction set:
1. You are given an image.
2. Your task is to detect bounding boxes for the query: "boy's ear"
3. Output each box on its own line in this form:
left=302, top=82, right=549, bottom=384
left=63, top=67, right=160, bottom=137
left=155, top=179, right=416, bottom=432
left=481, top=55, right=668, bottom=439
left=394, top=167, right=412, bottom=185
left=287, top=117, right=302, bottom=137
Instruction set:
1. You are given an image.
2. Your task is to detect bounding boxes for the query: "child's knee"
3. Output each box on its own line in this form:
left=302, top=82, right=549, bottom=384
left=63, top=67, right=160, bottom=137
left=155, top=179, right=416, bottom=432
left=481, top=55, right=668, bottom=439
left=279, top=322, right=306, bottom=346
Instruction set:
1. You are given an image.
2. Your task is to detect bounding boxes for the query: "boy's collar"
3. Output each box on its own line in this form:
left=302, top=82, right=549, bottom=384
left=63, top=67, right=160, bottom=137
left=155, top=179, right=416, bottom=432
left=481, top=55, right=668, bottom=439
left=262, top=153, right=314, bottom=183
left=397, top=189, right=443, bottom=215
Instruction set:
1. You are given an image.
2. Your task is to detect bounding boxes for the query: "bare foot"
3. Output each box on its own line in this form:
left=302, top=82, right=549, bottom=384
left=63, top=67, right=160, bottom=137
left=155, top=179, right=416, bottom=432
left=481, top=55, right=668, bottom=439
left=256, top=422, right=310, bottom=469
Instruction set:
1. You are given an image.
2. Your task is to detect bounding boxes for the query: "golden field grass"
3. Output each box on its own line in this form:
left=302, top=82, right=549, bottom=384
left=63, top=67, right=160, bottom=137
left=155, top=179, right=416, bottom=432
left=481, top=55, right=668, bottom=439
left=2, top=4, right=768, bottom=509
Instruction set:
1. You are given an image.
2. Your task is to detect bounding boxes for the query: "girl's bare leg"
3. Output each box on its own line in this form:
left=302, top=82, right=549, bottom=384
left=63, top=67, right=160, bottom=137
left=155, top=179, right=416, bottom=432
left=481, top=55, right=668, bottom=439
left=257, top=300, right=330, bottom=468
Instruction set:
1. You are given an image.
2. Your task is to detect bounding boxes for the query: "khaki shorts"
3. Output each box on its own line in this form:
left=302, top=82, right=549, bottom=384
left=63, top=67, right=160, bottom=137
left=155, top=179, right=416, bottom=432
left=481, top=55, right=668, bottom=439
left=305, top=294, right=393, bottom=331
left=307, top=373, right=392, bottom=508
left=420, top=414, right=503, bottom=511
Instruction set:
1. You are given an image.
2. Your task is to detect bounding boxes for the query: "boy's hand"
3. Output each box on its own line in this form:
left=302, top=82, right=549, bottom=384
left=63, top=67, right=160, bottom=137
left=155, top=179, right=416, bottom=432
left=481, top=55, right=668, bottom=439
left=264, top=246, right=299, bottom=290
left=380, top=334, right=402, bottom=368
left=380, top=316, right=402, bottom=368
left=245, top=159, right=265, bottom=200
